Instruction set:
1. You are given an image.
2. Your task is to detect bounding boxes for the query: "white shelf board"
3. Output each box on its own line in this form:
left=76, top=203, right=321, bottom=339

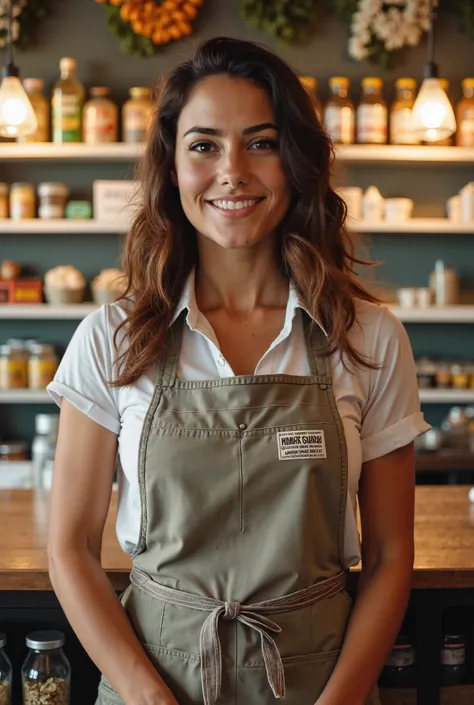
left=0, top=219, right=127, bottom=234
left=419, top=389, right=474, bottom=404
left=0, top=304, right=98, bottom=319
left=389, top=306, right=474, bottom=323
left=335, top=144, right=474, bottom=163
left=0, top=142, right=143, bottom=161
left=0, top=389, right=52, bottom=403
left=352, top=218, right=474, bottom=234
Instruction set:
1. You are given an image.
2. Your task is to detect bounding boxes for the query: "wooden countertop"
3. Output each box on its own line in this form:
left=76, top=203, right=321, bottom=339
left=1, top=486, right=474, bottom=591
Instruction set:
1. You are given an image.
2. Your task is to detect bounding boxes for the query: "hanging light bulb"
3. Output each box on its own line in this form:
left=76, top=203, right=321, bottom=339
left=411, top=0, right=456, bottom=142
left=0, top=0, right=37, bottom=138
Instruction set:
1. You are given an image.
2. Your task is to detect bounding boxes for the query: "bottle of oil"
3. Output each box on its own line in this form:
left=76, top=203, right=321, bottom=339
left=357, top=77, right=387, bottom=144
left=52, top=57, right=85, bottom=143
left=323, top=77, right=355, bottom=145
left=423, top=78, right=453, bottom=146
left=456, top=78, right=474, bottom=147
left=17, top=79, right=50, bottom=143
left=390, top=78, right=420, bottom=145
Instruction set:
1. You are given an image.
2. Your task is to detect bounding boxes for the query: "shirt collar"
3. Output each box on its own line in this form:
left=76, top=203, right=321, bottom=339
left=171, top=268, right=327, bottom=336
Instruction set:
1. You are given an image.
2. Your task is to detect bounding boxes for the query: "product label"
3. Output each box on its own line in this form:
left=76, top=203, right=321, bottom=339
left=390, top=108, right=420, bottom=145
left=0, top=359, right=28, bottom=388
left=84, top=107, right=117, bottom=144
left=386, top=647, right=415, bottom=668
left=324, top=106, right=354, bottom=144
left=124, top=106, right=152, bottom=143
left=357, top=104, right=388, bottom=144
left=441, top=647, right=465, bottom=666
left=277, top=430, right=326, bottom=461
left=53, top=94, right=82, bottom=142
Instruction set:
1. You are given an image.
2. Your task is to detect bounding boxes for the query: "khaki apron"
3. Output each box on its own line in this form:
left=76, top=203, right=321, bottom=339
left=96, top=312, right=380, bottom=705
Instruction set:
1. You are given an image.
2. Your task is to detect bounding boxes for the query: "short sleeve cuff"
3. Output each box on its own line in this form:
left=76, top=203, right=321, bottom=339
left=361, top=412, right=431, bottom=463
left=47, top=381, right=121, bottom=435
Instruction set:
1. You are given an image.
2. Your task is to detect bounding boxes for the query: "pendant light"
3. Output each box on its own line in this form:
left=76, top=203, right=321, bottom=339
left=0, top=0, right=37, bottom=138
left=411, top=0, right=456, bottom=142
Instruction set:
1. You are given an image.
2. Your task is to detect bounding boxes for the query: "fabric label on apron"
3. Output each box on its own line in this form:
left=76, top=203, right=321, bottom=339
left=277, top=430, right=327, bottom=460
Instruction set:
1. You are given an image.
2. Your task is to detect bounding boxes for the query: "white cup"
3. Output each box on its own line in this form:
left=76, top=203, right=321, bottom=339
left=460, top=182, right=474, bottom=223
left=397, top=287, right=417, bottom=308
left=416, top=287, right=432, bottom=308
left=384, top=198, right=414, bottom=222
left=337, top=186, right=363, bottom=221
left=447, top=195, right=462, bottom=223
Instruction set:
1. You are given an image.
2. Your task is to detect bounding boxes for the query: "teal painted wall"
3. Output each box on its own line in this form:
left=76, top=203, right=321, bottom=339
left=1, top=0, right=474, bottom=442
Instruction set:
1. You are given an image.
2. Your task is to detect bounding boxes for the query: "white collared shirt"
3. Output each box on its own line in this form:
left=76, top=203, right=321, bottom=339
left=48, top=270, right=430, bottom=567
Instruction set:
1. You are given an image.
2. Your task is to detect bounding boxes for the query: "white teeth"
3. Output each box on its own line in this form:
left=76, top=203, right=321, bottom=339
left=211, top=199, right=261, bottom=211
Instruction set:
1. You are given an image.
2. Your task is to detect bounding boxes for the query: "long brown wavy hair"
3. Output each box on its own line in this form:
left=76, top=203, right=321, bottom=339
left=113, top=36, right=378, bottom=387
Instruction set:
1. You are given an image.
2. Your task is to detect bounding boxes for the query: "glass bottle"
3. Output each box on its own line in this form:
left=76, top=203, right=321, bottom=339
left=122, top=87, right=153, bottom=143
left=441, top=633, right=467, bottom=686
left=380, top=632, right=416, bottom=688
left=22, top=631, right=70, bottom=705
left=390, top=78, right=420, bottom=145
left=456, top=78, right=474, bottom=147
left=323, top=77, right=355, bottom=145
left=424, top=78, right=453, bottom=146
left=52, top=57, right=85, bottom=143
left=0, top=633, right=12, bottom=705
left=83, top=87, right=118, bottom=144
left=17, top=78, right=50, bottom=143
left=356, top=77, right=387, bottom=144
left=32, top=413, right=59, bottom=489
left=299, top=76, right=322, bottom=122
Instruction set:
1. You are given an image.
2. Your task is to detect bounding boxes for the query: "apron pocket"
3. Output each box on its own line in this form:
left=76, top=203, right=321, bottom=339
left=96, top=677, right=125, bottom=705
left=238, top=649, right=340, bottom=705
left=142, top=642, right=204, bottom=705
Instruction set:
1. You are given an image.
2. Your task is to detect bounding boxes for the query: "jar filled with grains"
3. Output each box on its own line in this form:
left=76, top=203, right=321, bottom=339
left=0, top=344, right=29, bottom=389
left=22, top=631, right=70, bottom=705
left=28, top=343, right=59, bottom=389
left=0, top=633, right=12, bottom=705
left=37, top=182, right=69, bottom=219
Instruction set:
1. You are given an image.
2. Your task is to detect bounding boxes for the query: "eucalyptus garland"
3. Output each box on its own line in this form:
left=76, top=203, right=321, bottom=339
left=238, top=0, right=321, bottom=43
left=0, top=0, right=49, bottom=50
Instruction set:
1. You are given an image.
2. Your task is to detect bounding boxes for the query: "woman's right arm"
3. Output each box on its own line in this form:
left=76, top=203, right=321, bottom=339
left=48, top=400, right=178, bottom=705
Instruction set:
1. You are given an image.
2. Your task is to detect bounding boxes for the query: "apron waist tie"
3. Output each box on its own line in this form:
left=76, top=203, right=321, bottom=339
left=130, top=566, right=347, bottom=705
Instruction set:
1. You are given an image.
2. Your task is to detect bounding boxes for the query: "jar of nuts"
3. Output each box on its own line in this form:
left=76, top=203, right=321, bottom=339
left=22, top=631, right=70, bottom=705
left=0, top=633, right=12, bottom=705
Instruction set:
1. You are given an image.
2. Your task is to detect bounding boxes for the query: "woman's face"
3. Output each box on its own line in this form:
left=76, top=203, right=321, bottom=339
left=175, top=74, right=291, bottom=250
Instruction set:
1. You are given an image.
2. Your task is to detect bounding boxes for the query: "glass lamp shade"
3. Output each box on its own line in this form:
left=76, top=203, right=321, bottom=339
left=411, top=78, right=456, bottom=142
left=0, top=75, right=38, bottom=137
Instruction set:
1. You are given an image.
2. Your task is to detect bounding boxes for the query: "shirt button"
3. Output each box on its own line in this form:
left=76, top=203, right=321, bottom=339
left=238, top=423, right=247, bottom=431
left=217, top=355, right=226, bottom=366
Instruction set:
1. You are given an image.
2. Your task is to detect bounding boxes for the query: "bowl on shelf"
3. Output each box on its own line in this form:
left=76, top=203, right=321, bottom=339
left=44, top=287, right=85, bottom=305
left=91, top=286, right=122, bottom=306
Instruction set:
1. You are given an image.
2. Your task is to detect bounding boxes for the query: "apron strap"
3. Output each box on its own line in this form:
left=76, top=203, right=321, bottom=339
left=156, top=310, right=186, bottom=389
left=302, top=312, right=331, bottom=382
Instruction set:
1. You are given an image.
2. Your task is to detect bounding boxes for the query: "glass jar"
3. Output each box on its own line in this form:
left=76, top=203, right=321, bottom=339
left=32, top=414, right=59, bottom=489
left=390, top=78, right=420, bottom=145
left=18, top=78, right=50, bottom=143
left=380, top=632, right=415, bottom=688
left=299, top=76, right=322, bottom=122
left=22, top=631, right=70, bottom=705
left=441, top=633, right=467, bottom=686
left=451, top=363, right=470, bottom=389
left=37, top=182, right=69, bottom=219
left=356, top=77, right=387, bottom=144
left=0, top=344, right=29, bottom=389
left=122, top=87, right=153, bottom=143
left=28, top=343, right=59, bottom=390
left=323, top=77, right=355, bottom=145
left=83, top=86, right=118, bottom=144
left=456, top=78, right=474, bottom=147
left=0, top=633, right=12, bottom=705
left=10, top=182, right=36, bottom=219
left=0, top=183, right=8, bottom=219
left=52, top=57, right=85, bottom=143
left=441, top=406, right=471, bottom=451
left=416, top=357, right=436, bottom=389
left=0, top=441, right=29, bottom=462
left=435, top=361, right=452, bottom=389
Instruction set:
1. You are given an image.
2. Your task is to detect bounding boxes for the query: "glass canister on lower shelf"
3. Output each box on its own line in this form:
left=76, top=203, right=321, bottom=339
left=22, top=631, right=70, bottom=705
left=0, top=633, right=12, bottom=705
left=441, top=633, right=467, bottom=686
left=380, top=632, right=416, bottom=688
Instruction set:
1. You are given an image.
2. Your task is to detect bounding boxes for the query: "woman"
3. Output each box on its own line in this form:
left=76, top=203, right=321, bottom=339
left=47, top=37, right=429, bottom=705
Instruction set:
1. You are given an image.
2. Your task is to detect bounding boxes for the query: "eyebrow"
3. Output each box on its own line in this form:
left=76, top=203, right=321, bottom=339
left=182, top=122, right=278, bottom=138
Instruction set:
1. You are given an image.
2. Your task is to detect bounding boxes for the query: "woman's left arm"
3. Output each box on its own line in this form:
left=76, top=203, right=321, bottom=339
left=317, top=441, right=415, bottom=705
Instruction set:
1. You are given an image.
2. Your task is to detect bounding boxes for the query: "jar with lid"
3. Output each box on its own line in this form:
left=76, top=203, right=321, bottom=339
left=435, top=361, right=452, bottom=389
left=390, top=78, right=420, bottom=145
left=32, top=414, right=59, bottom=489
left=356, top=77, right=388, bottom=144
left=10, top=182, right=36, bottom=219
left=456, top=78, right=474, bottom=147
left=441, top=633, right=467, bottom=686
left=28, top=343, right=59, bottom=389
left=83, top=87, right=118, bottom=144
left=450, top=363, right=470, bottom=390
left=0, top=633, right=12, bottom=705
left=423, top=78, right=453, bottom=145
left=22, top=631, right=70, bottom=705
left=0, top=441, right=28, bottom=462
left=0, top=183, right=8, bottom=219
left=37, top=183, right=69, bottom=219
left=18, top=78, right=50, bottom=143
left=0, top=344, right=28, bottom=389
left=416, top=357, right=436, bottom=389
left=380, top=632, right=415, bottom=688
left=441, top=406, right=471, bottom=451
left=122, top=87, right=153, bottom=143
left=323, top=77, right=355, bottom=145
left=299, top=76, right=322, bottom=122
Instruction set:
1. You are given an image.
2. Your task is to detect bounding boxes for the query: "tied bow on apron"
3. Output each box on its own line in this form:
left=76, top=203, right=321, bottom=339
left=130, top=566, right=346, bottom=705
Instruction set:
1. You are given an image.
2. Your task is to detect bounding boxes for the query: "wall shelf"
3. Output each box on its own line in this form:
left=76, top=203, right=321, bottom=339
left=0, top=304, right=98, bottom=319
left=390, top=306, right=474, bottom=323
left=419, top=389, right=474, bottom=404
left=0, top=219, right=127, bottom=234
left=335, top=144, right=474, bottom=164
left=0, top=390, right=52, bottom=403
left=354, top=218, right=473, bottom=234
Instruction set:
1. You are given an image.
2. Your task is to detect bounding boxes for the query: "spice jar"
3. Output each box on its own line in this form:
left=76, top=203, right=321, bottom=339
left=22, top=631, right=70, bottom=705
left=416, top=358, right=436, bottom=389
left=10, top=182, right=36, bottom=219
left=456, top=78, right=474, bottom=147
left=435, top=362, right=452, bottom=389
left=390, top=78, right=420, bottom=145
left=0, top=633, right=12, bottom=705
left=356, top=77, right=388, bottom=144
left=451, top=364, right=470, bottom=390
left=380, top=632, right=415, bottom=688
left=83, top=86, right=118, bottom=144
left=0, top=344, right=29, bottom=389
left=441, top=633, right=467, bottom=686
left=0, top=441, right=29, bottom=462
left=37, top=183, right=69, bottom=219
left=0, top=183, right=8, bottom=219
left=323, top=77, right=355, bottom=145
left=18, top=78, right=50, bottom=143
left=28, top=343, right=59, bottom=389
left=122, top=87, right=153, bottom=143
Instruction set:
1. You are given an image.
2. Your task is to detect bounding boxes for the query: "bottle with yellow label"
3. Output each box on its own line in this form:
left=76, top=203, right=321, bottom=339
left=122, top=87, right=153, bottom=144
left=52, top=57, right=85, bottom=143
left=423, top=78, right=453, bottom=146
left=17, top=79, right=50, bottom=143
left=323, top=77, right=355, bottom=144
left=83, top=87, right=118, bottom=144
left=456, top=78, right=474, bottom=147
left=357, top=77, right=388, bottom=144
left=390, top=78, right=420, bottom=145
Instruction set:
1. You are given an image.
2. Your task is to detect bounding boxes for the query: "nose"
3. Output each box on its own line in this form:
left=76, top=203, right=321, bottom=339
left=217, top=147, right=250, bottom=190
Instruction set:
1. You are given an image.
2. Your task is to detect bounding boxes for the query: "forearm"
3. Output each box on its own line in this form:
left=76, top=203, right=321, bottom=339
left=49, top=549, right=173, bottom=705
left=317, top=556, right=412, bottom=705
